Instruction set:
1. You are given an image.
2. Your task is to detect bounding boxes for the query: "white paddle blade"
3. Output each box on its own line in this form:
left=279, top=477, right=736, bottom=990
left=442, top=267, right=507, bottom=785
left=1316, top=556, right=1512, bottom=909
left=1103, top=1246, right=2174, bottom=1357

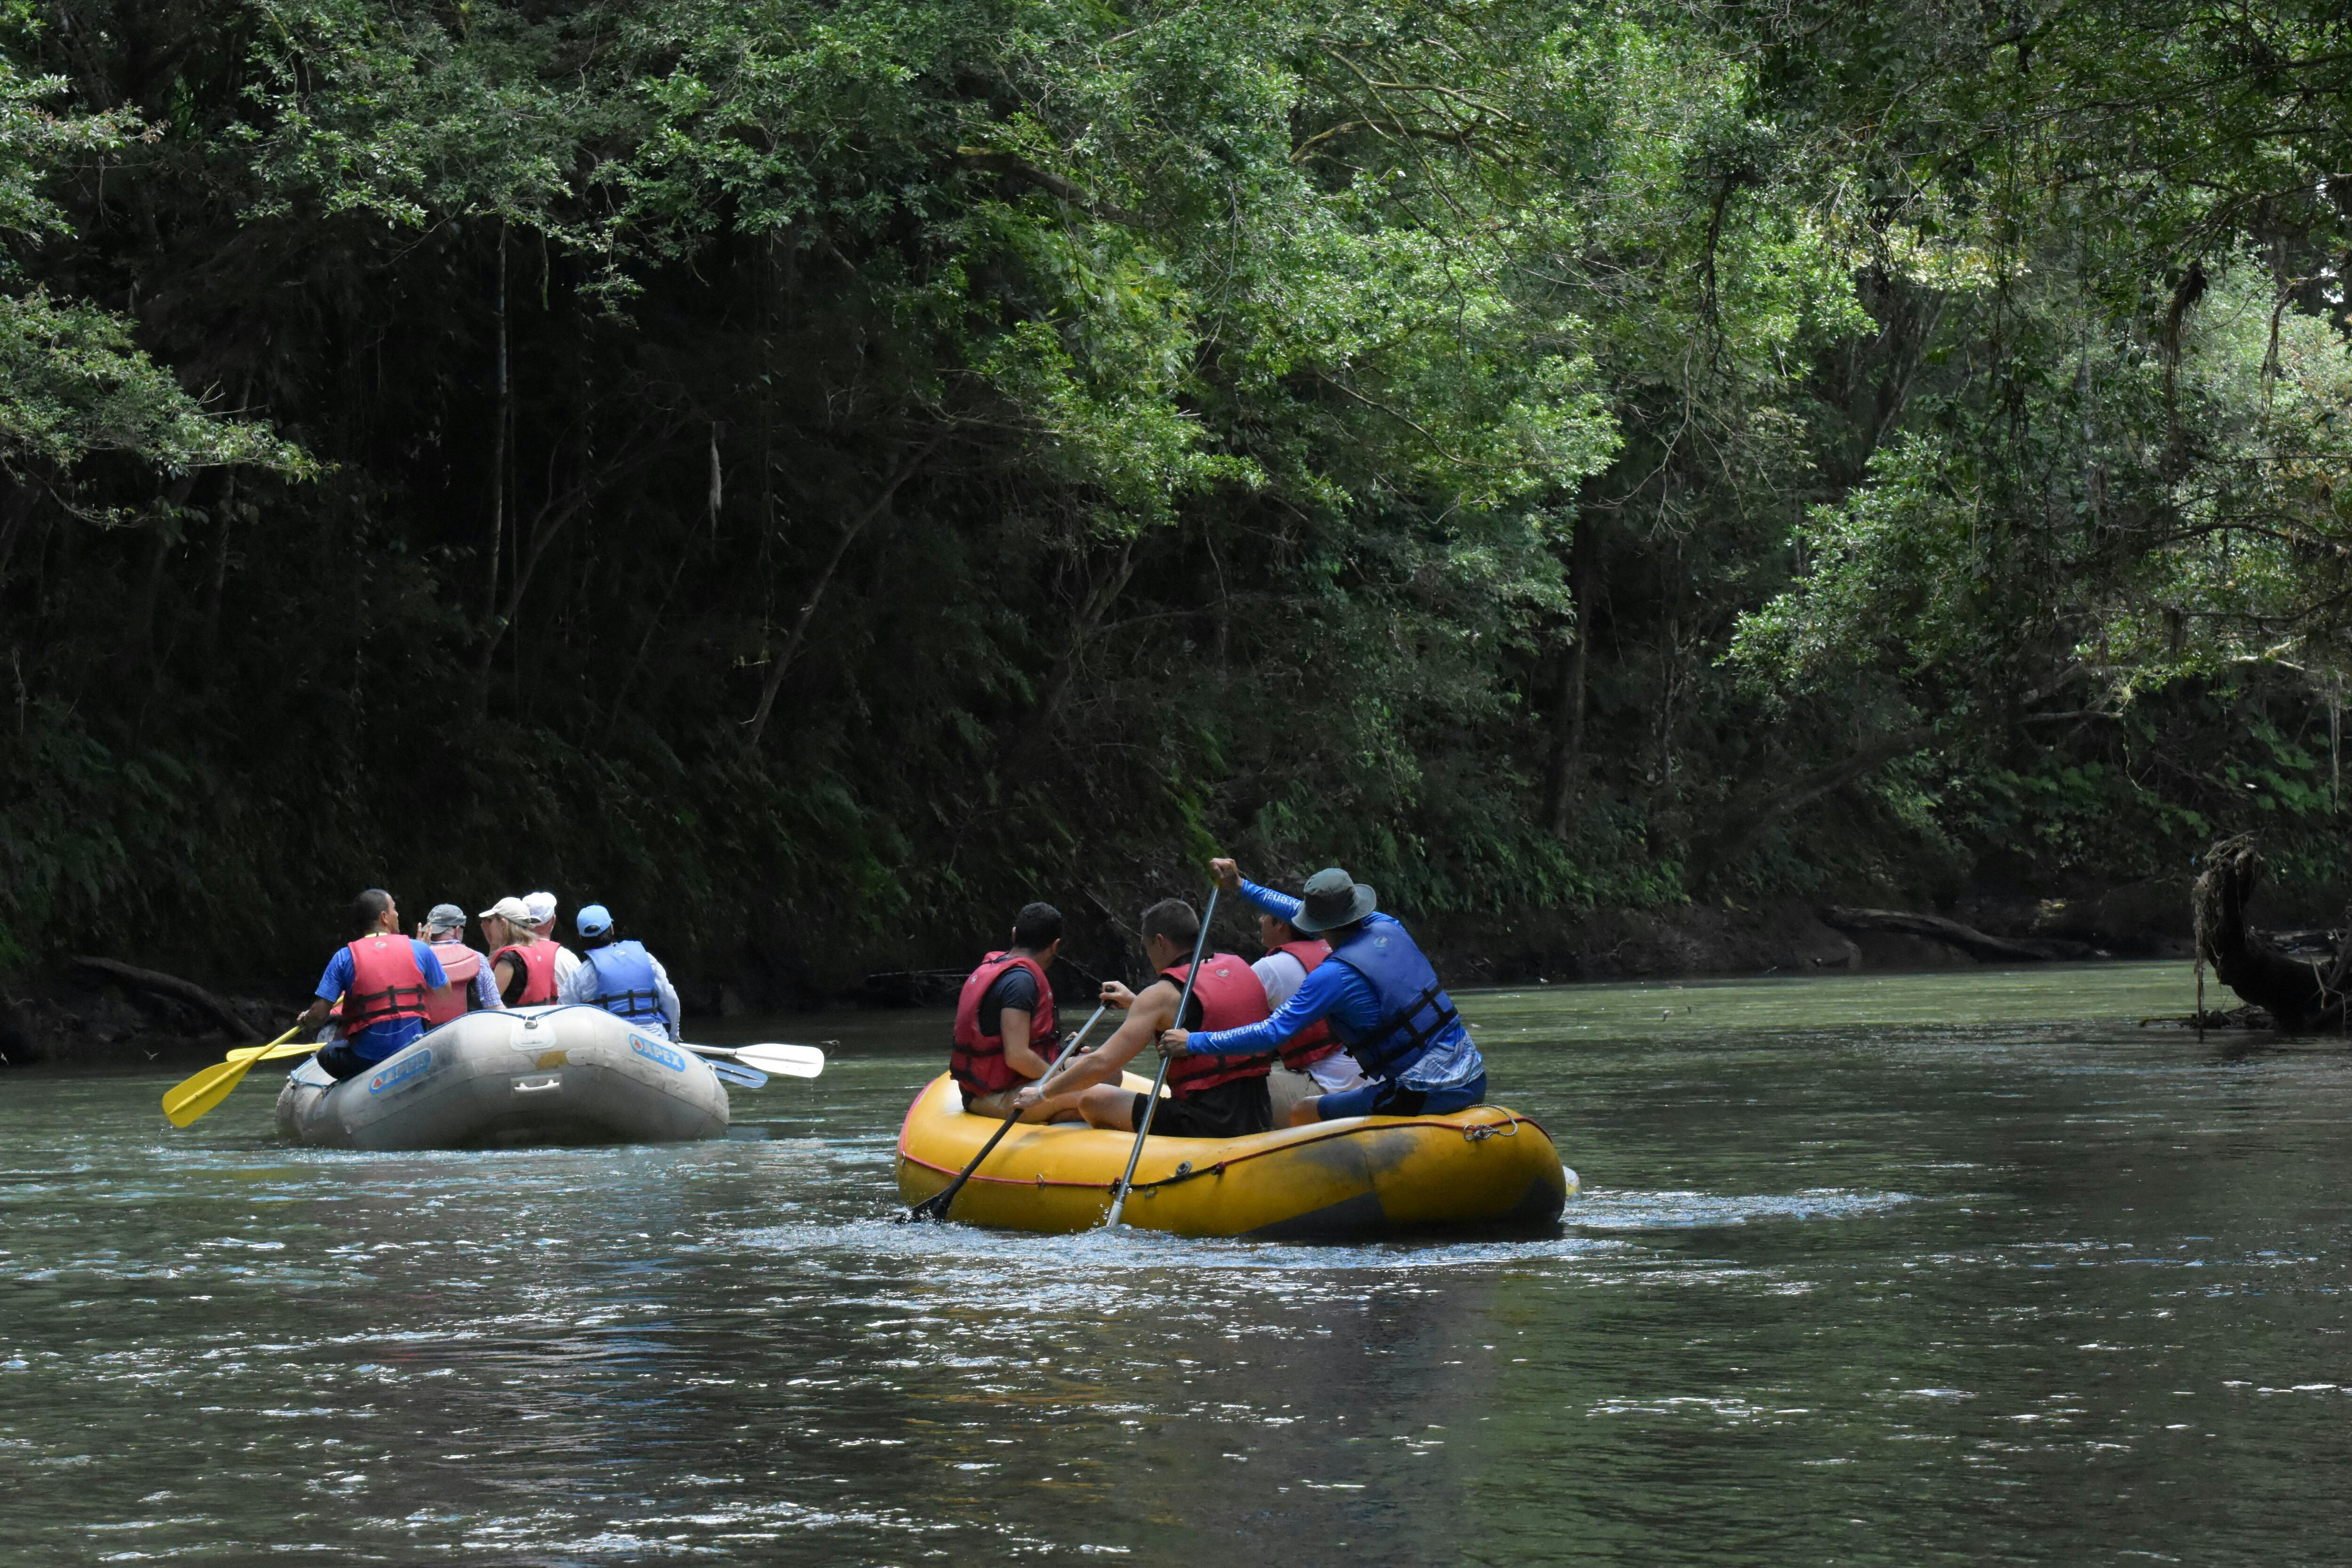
left=733, top=1043, right=825, bottom=1078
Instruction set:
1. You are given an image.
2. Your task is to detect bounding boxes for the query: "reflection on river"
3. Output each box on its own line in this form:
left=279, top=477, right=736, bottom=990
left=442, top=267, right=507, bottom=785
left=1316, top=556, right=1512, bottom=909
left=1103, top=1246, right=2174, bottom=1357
left=6, top=961, right=2351, bottom=1565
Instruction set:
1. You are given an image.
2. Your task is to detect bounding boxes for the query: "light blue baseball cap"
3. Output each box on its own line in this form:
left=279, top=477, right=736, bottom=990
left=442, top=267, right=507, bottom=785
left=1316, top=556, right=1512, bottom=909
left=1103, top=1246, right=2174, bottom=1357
left=576, top=903, right=614, bottom=937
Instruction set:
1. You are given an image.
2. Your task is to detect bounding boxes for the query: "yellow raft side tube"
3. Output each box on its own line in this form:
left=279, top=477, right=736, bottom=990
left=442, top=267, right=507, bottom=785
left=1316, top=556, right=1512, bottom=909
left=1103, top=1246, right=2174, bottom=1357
left=894, top=1072, right=1577, bottom=1239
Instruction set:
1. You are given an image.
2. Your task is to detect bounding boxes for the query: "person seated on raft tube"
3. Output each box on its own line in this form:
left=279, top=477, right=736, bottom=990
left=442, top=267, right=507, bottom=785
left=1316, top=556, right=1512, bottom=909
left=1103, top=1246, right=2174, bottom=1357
left=1158, top=862, right=1485, bottom=1127
left=948, top=902, right=1067, bottom=1120
left=479, top=896, right=561, bottom=1006
left=296, top=889, right=451, bottom=1082
left=524, top=890, right=583, bottom=990
left=1221, top=855, right=1369, bottom=1123
left=416, top=902, right=504, bottom=1025
left=1016, top=897, right=1276, bottom=1138
left=559, top=903, right=683, bottom=1040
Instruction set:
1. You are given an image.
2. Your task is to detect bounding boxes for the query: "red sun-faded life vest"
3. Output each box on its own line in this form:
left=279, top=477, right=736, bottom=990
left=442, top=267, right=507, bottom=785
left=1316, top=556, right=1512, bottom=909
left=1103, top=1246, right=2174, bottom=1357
left=1269, top=938, right=1342, bottom=1071
left=493, top=939, right=560, bottom=1005
left=344, top=935, right=431, bottom=1033
left=1160, top=953, right=1273, bottom=1098
left=949, top=951, right=1059, bottom=1099
left=422, top=941, right=488, bottom=1026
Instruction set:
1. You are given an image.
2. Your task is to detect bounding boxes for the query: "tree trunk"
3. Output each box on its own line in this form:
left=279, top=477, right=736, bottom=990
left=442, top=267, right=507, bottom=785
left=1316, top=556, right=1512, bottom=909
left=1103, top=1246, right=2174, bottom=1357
left=1004, top=540, right=1137, bottom=772
left=1686, top=728, right=1930, bottom=889
left=2195, top=834, right=2352, bottom=1029
left=1540, top=516, right=1600, bottom=837
left=1818, top=907, right=2084, bottom=963
left=742, top=435, right=942, bottom=753
left=71, top=956, right=254, bottom=1037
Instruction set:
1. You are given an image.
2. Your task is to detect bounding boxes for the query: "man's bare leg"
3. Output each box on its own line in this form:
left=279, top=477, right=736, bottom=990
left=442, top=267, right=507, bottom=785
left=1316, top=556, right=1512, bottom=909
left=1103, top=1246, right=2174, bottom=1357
left=965, top=1087, right=1064, bottom=1123
left=1287, top=1096, right=1322, bottom=1127
left=1075, top=1083, right=1139, bottom=1131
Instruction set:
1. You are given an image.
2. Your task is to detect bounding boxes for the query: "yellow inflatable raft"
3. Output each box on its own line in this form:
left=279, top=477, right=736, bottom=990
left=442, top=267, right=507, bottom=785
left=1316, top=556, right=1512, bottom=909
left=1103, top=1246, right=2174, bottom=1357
left=894, top=1072, right=1575, bottom=1239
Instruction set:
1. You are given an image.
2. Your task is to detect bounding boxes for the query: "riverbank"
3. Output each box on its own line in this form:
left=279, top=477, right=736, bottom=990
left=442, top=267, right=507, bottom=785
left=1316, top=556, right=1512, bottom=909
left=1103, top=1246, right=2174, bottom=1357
left=1, top=878, right=2211, bottom=1070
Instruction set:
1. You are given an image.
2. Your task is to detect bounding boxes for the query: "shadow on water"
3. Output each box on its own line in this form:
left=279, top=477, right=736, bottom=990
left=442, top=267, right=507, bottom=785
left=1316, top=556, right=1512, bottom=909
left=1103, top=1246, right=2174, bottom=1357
left=10, top=961, right=2352, bottom=1564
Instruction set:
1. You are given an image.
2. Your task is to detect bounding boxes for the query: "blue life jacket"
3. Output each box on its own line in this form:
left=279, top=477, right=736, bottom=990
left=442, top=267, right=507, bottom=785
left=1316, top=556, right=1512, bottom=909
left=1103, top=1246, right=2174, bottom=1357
left=1322, top=916, right=1469, bottom=1079
left=584, top=940, right=667, bottom=1030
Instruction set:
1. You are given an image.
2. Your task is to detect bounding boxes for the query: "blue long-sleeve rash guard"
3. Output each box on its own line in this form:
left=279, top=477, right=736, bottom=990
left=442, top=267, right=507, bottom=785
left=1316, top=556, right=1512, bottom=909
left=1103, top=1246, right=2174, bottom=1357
left=1186, top=878, right=1390, bottom=1062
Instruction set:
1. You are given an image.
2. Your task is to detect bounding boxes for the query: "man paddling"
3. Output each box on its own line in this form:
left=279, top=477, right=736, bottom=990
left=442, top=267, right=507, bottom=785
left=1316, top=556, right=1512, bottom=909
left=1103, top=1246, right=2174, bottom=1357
left=561, top=903, right=683, bottom=1040
left=1159, top=862, right=1485, bottom=1125
left=418, top=902, right=503, bottom=1024
left=297, top=890, right=450, bottom=1081
left=1016, top=897, right=1275, bottom=1138
left=1230, top=858, right=1367, bottom=1122
left=948, top=902, right=1067, bottom=1120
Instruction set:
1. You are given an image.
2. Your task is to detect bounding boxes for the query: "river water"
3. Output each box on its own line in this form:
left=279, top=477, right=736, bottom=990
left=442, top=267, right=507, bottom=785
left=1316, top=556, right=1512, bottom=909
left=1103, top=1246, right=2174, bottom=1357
left=5, top=962, right=2349, bottom=1565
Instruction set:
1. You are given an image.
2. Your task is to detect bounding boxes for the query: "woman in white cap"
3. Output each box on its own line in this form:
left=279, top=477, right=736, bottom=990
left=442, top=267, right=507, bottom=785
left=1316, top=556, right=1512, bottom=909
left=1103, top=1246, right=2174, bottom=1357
left=479, top=896, right=560, bottom=1006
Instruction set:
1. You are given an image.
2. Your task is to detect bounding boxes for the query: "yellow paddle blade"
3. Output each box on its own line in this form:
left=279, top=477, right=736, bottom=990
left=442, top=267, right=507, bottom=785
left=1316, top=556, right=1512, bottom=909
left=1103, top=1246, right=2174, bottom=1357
left=160, top=1024, right=306, bottom=1128
left=161, top=1052, right=264, bottom=1127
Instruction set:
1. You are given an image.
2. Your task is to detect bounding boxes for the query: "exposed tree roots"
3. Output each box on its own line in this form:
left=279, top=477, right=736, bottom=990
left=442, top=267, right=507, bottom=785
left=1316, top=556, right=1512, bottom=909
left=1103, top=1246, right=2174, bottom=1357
left=2193, top=834, right=2352, bottom=1031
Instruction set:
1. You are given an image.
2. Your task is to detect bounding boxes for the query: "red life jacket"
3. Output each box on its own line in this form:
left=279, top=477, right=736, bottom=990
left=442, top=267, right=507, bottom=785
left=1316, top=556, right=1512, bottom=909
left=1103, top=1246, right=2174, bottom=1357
left=1270, top=939, right=1342, bottom=1070
left=344, top=935, right=430, bottom=1033
left=1161, top=953, right=1273, bottom=1097
left=949, top=951, right=1059, bottom=1098
left=493, top=940, right=560, bottom=1005
left=422, top=942, right=487, bottom=1026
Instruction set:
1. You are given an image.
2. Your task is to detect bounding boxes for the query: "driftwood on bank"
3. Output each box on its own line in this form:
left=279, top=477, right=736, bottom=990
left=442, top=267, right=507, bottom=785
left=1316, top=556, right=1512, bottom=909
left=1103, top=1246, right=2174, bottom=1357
left=2193, top=835, right=2352, bottom=1030
left=69, top=956, right=252, bottom=1037
left=1818, top=907, right=2084, bottom=963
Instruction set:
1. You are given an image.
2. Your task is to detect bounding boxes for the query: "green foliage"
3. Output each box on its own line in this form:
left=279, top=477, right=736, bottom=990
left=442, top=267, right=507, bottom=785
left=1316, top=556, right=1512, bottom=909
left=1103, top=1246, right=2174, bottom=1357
left=7, top=0, right=2352, bottom=989
left=0, top=53, right=301, bottom=482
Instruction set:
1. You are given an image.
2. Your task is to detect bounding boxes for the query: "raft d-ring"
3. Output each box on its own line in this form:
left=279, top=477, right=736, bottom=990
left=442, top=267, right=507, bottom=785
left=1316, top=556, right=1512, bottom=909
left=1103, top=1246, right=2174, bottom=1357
left=1463, top=1118, right=1519, bottom=1143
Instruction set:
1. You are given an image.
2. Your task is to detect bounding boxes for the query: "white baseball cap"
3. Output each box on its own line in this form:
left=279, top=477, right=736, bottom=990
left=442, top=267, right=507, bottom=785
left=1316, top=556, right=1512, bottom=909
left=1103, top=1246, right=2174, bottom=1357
left=478, top=895, right=532, bottom=923
left=524, top=891, right=558, bottom=926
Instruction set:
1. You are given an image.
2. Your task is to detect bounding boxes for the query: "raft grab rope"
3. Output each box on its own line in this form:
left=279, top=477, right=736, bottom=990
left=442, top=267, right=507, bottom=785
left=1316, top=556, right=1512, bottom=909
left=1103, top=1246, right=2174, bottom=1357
left=899, top=1089, right=1547, bottom=1196
left=1114, top=1112, right=1534, bottom=1198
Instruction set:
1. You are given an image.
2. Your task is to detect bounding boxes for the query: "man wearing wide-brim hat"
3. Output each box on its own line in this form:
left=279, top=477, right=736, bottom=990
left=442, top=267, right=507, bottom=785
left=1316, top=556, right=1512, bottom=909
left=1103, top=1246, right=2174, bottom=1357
left=1158, top=858, right=1487, bottom=1126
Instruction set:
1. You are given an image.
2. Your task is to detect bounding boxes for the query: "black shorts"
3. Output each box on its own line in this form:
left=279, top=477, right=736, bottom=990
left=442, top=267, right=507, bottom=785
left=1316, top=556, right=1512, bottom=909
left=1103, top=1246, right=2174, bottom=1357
left=1130, top=1075, right=1272, bottom=1139
left=316, top=1040, right=371, bottom=1082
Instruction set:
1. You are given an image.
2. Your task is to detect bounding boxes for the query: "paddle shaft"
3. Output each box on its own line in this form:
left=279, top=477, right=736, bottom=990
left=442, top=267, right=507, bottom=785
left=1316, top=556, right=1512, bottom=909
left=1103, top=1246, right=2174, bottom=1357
left=907, top=1003, right=1110, bottom=1222
left=1104, top=886, right=1219, bottom=1227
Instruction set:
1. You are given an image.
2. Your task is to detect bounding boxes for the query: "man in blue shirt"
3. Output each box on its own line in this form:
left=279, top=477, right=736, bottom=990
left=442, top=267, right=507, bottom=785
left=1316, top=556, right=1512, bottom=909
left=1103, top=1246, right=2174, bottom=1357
left=1157, top=859, right=1486, bottom=1125
left=297, top=889, right=449, bottom=1081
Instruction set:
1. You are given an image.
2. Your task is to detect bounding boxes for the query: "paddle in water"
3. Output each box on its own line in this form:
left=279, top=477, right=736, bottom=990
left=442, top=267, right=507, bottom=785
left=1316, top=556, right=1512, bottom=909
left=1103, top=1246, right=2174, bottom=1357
left=900, top=1002, right=1112, bottom=1224
left=1103, top=886, right=1218, bottom=1227
left=706, top=1058, right=769, bottom=1090
left=160, top=1021, right=310, bottom=1128
left=679, top=1041, right=825, bottom=1079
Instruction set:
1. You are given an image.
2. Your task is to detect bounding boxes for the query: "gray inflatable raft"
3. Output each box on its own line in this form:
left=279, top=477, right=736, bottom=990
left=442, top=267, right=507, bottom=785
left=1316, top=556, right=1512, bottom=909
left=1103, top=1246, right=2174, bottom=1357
left=274, top=1004, right=730, bottom=1150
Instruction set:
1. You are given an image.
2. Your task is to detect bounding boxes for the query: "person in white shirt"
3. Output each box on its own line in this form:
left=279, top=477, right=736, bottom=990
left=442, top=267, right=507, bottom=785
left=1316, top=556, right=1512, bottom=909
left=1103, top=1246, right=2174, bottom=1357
left=557, top=903, right=684, bottom=1041
left=524, top=890, right=583, bottom=988
left=1224, top=856, right=1367, bottom=1122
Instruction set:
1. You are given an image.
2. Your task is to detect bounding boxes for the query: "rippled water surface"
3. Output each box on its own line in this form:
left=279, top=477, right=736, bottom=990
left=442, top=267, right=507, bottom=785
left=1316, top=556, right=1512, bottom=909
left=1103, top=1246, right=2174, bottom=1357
left=8, top=962, right=2352, bottom=1565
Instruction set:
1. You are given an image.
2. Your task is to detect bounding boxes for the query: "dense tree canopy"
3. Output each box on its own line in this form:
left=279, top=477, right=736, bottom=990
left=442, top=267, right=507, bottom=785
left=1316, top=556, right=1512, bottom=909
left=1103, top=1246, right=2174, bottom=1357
left=2, top=0, right=2348, bottom=988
